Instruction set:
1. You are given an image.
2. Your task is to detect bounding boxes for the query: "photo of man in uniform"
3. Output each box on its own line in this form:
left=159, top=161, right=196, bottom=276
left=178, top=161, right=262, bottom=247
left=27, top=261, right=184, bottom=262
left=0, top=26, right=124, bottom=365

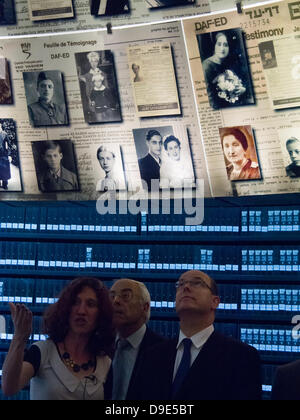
left=24, top=71, right=68, bottom=127
left=32, top=140, right=79, bottom=193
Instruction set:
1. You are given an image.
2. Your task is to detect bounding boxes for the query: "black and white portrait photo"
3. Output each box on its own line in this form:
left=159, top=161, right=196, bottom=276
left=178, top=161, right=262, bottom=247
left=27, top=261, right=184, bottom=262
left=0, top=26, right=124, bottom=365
left=133, top=127, right=166, bottom=190
left=133, top=125, right=194, bottom=190
left=197, top=28, right=255, bottom=110
left=0, top=0, right=16, bottom=25
left=90, top=0, right=129, bottom=16
left=0, top=56, right=13, bottom=104
left=159, top=130, right=195, bottom=189
left=31, top=140, right=79, bottom=193
left=132, top=63, right=143, bottom=83
left=75, top=50, right=121, bottom=124
left=0, top=119, right=22, bottom=192
left=278, top=128, right=300, bottom=179
left=23, top=70, right=68, bottom=127
left=219, top=126, right=261, bottom=182
left=92, top=144, right=126, bottom=191
left=258, top=41, right=277, bottom=70
left=145, top=0, right=194, bottom=8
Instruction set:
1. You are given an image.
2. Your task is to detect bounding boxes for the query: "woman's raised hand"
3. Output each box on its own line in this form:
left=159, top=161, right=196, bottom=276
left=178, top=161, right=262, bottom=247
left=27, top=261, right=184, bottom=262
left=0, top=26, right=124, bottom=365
left=9, top=302, right=33, bottom=342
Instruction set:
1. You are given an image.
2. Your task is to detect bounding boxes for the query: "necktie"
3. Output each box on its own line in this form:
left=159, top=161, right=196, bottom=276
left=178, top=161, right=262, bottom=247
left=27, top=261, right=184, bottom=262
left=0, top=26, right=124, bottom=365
left=172, top=338, right=192, bottom=398
left=112, top=339, right=131, bottom=400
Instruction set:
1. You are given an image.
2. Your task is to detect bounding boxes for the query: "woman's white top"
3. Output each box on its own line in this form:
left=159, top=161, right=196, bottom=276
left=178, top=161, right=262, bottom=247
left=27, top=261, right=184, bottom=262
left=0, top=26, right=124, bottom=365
left=29, top=340, right=111, bottom=400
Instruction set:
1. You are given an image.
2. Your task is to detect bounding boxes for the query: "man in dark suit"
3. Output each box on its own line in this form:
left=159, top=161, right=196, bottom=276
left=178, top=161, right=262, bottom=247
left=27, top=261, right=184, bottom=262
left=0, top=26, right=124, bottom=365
left=138, top=129, right=162, bottom=190
left=135, top=270, right=262, bottom=400
left=272, top=360, right=300, bottom=400
left=105, top=278, right=165, bottom=400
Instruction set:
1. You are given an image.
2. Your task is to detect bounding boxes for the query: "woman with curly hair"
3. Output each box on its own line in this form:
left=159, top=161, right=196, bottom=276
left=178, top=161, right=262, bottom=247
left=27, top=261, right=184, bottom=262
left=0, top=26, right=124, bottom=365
left=2, top=277, right=115, bottom=400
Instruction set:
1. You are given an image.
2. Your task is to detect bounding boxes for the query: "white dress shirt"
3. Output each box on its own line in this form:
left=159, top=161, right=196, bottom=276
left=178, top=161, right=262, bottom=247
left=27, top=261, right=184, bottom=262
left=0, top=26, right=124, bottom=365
left=173, top=324, right=214, bottom=380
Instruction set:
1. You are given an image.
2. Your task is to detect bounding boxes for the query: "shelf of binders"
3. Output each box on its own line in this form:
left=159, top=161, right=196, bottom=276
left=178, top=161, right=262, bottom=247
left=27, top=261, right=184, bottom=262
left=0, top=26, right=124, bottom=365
left=0, top=198, right=300, bottom=242
left=0, top=241, right=300, bottom=281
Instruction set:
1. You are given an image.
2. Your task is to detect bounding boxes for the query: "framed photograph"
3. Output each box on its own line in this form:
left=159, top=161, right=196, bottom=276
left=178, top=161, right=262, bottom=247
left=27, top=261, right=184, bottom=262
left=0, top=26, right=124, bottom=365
left=0, top=119, right=22, bottom=192
left=90, top=143, right=126, bottom=191
left=0, top=0, right=16, bottom=25
left=219, top=126, right=262, bottom=181
left=133, top=125, right=194, bottom=190
left=75, top=50, right=121, bottom=124
left=145, top=0, right=194, bottom=8
left=128, top=43, right=181, bottom=118
left=90, top=0, right=129, bottom=16
left=197, top=28, right=255, bottom=110
left=278, top=128, right=300, bottom=178
left=259, top=35, right=300, bottom=110
left=31, top=140, right=79, bottom=193
left=27, top=0, right=74, bottom=21
left=258, top=41, right=277, bottom=70
left=23, top=70, right=68, bottom=127
left=0, top=57, right=13, bottom=105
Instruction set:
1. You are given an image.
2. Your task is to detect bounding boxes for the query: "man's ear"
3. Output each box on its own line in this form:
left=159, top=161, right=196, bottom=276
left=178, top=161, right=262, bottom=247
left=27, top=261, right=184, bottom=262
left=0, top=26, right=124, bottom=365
left=143, top=301, right=150, bottom=318
left=212, top=295, right=220, bottom=310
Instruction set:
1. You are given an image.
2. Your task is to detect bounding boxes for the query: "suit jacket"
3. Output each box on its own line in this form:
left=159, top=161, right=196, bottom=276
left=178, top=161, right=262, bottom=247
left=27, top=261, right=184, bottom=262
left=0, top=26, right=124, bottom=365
left=135, top=331, right=262, bottom=400
left=104, top=326, right=165, bottom=400
left=39, top=165, right=78, bottom=192
left=138, top=154, right=160, bottom=190
left=272, top=359, right=300, bottom=400
left=28, top=101, right=67, bottom=127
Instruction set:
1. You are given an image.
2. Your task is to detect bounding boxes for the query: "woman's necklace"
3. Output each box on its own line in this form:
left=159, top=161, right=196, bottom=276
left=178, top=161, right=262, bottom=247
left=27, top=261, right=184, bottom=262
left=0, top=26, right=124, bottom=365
left=62, top=344, right=95, bottom=373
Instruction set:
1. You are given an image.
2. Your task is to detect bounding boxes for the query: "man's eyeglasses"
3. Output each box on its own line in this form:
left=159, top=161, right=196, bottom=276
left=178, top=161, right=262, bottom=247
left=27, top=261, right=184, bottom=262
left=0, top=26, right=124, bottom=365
left=109, top=289, right=133, bottom=302
left=175, top=278, right=215, bottom=294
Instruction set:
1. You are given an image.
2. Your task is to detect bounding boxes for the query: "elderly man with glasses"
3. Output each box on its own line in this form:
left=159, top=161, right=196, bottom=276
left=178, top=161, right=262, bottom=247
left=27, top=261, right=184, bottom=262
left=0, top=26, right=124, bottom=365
left=134, top=270, right=262, bottom=400
left=104, top=278, right=165, bottom=400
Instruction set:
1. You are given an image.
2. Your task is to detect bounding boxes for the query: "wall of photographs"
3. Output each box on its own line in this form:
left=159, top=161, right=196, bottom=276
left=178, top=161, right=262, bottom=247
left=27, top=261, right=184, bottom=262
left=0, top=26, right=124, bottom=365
left=0, top=19, right=212, bottom=200
left=0, top=0, right=300, bottom=401
left=1, top=0, right=299, bottom=200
